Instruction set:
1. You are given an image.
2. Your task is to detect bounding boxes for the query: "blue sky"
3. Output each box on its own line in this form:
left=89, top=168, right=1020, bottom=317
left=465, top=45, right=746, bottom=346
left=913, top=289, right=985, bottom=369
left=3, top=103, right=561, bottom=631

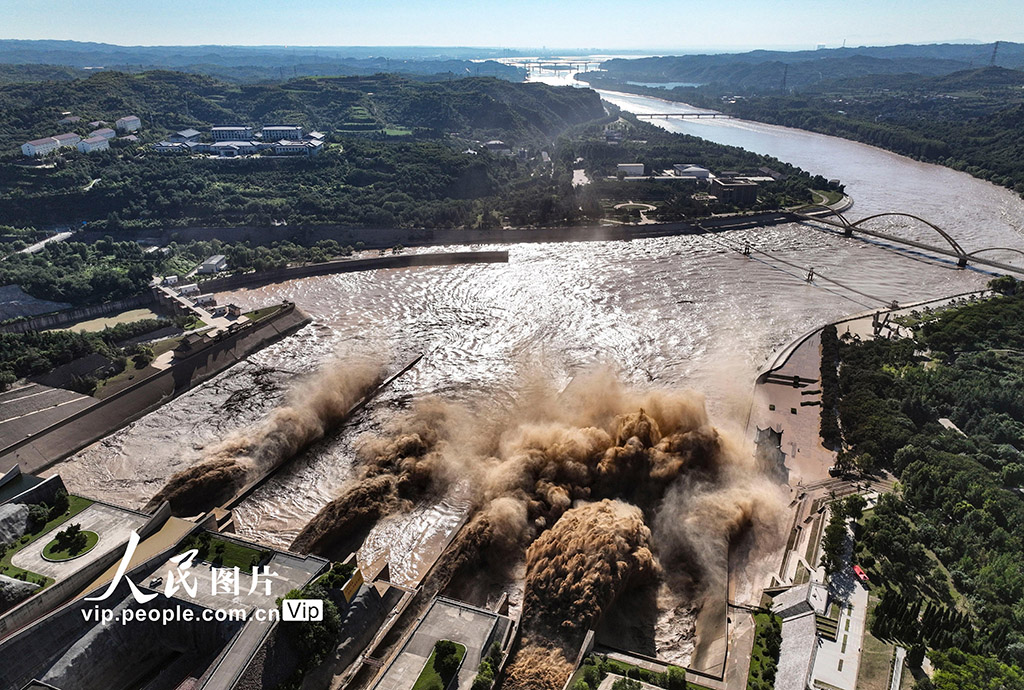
left=1, top=0, right=1022, bottom=50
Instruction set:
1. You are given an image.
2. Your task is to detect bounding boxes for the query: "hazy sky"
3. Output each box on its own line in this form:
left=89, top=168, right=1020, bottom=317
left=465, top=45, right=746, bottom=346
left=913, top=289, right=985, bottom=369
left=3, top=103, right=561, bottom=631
left=1, top=0, right=1022, bottom=50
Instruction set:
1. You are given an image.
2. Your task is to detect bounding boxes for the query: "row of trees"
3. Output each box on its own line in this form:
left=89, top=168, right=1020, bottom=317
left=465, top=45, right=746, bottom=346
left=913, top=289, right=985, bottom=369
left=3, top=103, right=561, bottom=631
left=819, top=324, right=841, bottom=448
left=830, top=281, right=1024, bottom=669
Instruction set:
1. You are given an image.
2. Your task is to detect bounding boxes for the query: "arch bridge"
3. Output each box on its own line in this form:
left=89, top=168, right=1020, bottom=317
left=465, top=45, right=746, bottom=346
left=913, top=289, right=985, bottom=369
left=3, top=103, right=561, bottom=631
left=791, top=206, right=1024, bottom=276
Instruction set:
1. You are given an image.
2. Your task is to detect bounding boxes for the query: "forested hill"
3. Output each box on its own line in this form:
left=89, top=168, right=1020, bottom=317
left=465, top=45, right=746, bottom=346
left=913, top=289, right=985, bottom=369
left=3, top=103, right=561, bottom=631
left=0, top=71, right=604, bottom=149
left=589, top=42, right=1024, bottom=92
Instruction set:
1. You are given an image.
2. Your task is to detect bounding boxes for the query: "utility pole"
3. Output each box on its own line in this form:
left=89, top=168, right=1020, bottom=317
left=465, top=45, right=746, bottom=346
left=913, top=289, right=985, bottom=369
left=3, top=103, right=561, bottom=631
left=991, top=41, right=1000, bottom=66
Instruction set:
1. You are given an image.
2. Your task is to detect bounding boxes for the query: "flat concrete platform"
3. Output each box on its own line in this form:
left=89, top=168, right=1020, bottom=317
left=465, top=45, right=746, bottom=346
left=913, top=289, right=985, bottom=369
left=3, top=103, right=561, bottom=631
left=372, top=597, right=509, bottom=690
left=0, top=384, right=95, bottom=453
left=11, top=502, right=148, bottom=580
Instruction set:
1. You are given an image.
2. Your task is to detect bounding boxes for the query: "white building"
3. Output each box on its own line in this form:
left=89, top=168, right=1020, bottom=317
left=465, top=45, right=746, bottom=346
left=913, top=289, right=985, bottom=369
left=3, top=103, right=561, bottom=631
left=22, top=137, right=60, bottom=157
left=212, top=141, right=258, bottom=157
left=617, top=163, right=645, bottom=177
left=177, top=283, right=200, bottom=297
left=154, top=141, right=188, bottom=155
left=194, top=295, right=217, bottom=307
left=673, top=164, right=711, bottom=179
left=211, top=126, right=253, bottom=141
left=115, top=115, right=142, bottom=133
left=197, top=255, right=228, bottom=274
left=271, top=139, right=324, bottom=157
left=77, top=136, right=110, bottom=153
left=169, top=128, right=201, bottom=143
left=53, top=133, right=81, bottom=149
left=89, top=127, right=117, bottom=140
left=261, top=125, right=303, bottom=141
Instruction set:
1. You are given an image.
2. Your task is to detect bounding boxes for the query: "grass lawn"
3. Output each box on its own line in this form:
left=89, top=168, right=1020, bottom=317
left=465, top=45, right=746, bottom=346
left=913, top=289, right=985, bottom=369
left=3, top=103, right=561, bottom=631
left=180, top=315, right=206, bottom=330
left=243, top=305, right=283, bottom=322
left=856, top=592, right=896, bottom=690
left=42, top=530, right=99, bottom=561
left=747, top=612, right=782, bottom=689
left=412, top=641, right=466, bottom=690
left=0, top=494, right=93, bottom=588
left=178, top=533, right=269, bottom=574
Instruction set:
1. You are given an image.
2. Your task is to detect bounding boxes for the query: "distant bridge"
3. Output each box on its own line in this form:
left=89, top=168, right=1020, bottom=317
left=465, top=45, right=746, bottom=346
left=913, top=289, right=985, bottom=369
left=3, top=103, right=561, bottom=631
left=792, top=205, right=1024, bottom=276
left=635, top=112, right=732, bottom=119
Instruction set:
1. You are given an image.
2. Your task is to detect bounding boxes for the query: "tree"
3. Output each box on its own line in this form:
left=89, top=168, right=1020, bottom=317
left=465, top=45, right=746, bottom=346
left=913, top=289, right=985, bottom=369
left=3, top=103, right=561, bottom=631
left=611, top=679, right=641, bottom=690
left=665, top=666, right=688, bottom=690
left=433, top=640, right=460, bottom=681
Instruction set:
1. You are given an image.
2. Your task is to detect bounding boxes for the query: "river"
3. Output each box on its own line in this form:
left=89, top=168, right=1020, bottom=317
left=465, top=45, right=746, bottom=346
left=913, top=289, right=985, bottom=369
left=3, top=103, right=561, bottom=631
left=50, top=77, right=1024, bottom=662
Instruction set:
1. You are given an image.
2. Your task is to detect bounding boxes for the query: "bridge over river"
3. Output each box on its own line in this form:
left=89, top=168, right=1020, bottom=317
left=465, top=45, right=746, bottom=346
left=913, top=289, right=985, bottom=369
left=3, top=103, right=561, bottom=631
left=792, top=205, right=1024, bottom=277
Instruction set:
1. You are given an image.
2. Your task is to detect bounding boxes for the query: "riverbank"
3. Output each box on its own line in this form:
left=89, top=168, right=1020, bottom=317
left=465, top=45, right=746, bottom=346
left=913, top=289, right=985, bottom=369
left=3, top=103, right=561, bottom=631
left=84, top=211, right=798, bottom=253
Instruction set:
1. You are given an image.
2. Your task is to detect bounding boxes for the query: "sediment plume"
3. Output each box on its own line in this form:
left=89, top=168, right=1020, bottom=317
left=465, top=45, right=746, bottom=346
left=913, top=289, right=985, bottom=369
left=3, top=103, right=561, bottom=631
left=146, top=358, right=383, bottom=516
left=291, top=398, right=469, bottom=553
left=504, top=500, right=657, bottom=690
left=292, top=367, right=785, bottom=674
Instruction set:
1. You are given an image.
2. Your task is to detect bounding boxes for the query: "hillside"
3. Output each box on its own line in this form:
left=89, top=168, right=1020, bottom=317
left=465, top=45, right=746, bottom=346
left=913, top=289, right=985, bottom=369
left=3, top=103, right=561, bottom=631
left=0, top=71, right=604, bottom=151
left=587, top=42, right=1024, bottom=92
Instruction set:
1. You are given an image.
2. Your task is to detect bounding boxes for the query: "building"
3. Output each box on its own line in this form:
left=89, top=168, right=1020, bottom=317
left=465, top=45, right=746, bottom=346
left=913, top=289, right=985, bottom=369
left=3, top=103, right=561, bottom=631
left=57, top=115, right=81, bottom=125
left=77, top=136, right=110, bottom=153
left=154, top=141, right=189, bottom=155
left=212, top=140, right=258, bottom=157
left=21, top=137, right=60, bottom=157
left=115, top=115, right=142, bottom=133
left=87, top=120, right=107, bottom=128
left=194, top=294, right=217, bottom=307
left=211, top=125, right=253, bottom=141
left=484, top=140, right=512, bottom=154
left=261, top=125, right=303, bottom=141
left=305, top=130, right=326, bottom=141
left=89, top=127, right=117, bottom=140
left=271, top=139, right=324, bottom=157
left=712, top=177, right=758, bottom=206
left=617, top=163, right=645, bottom=177
left=177, top=283, right=200, bottom=297
left=169, top=128, right=202, bottom=143
left=673, top=163, right=710, bottom=179
left=53, top=133, right=81, bottom=149
left=197, top=255, right=228, bottom=274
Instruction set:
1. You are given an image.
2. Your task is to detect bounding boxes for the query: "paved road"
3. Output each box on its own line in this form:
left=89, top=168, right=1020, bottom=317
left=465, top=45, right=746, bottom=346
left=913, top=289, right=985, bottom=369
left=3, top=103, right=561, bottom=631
left=11, top=503, right=147, bottom=581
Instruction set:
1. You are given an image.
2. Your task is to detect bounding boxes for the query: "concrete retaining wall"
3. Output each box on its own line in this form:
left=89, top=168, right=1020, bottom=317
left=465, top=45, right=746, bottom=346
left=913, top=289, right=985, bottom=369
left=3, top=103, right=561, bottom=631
left=0, top=293, right=156, bottom=334
left=199, top=250, right=510, bottom=293
left=0, top=304, right=311, bottom=475
left=5, top=475, right=67, bottom=508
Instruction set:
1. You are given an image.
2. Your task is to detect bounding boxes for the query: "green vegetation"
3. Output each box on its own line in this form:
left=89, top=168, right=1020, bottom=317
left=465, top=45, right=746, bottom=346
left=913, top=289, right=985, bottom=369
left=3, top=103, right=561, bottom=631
left=0, top=317, right=173, bottom=392
left=828, top=277, right=1024, bottom=680
left=42, top=525, right=99, bottom=561
left=413, top=640, right=466, bottom=690
left=316, top=560, right=356, bottom=589
left=574, top=654, right=697, bottom=690
left=277, top=582, right=342, bottom=688
left=819, top=324, right=841, bottom=449
left=242, top=304, right=285, bottom=322
left=747, top=609, right=782, bottom=690
left=0, top=71, right=606, bottom=231
left=0, top=493, right=92, bottom=588
left=178, top=532, right=270, bottom=573
left=564, top=115, right=842, bottom=220
left=471, top=642, right=503, bottom=690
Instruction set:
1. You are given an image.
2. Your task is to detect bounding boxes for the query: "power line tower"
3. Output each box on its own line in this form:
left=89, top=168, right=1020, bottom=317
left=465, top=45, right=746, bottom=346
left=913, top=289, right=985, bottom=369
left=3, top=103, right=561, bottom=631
left=781, top=64, right=788, bottom=91
left=991, top=41, right=1000, bottom=66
